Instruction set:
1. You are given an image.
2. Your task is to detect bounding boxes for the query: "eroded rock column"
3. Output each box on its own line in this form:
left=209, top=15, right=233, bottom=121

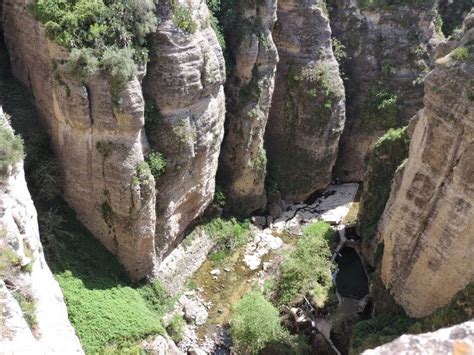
left=143, top=0, right=226, bottom=259
left=2, top=0, right=156, bottom=281
left=265, top=0, right=346, bottom=202
left=377, top=16, right=474, bottom=317
left=217, top=0, right=279, bottom=216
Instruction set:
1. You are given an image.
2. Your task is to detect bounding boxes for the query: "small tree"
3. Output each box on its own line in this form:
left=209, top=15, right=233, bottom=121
left=230, top=291, right=286, bottom=354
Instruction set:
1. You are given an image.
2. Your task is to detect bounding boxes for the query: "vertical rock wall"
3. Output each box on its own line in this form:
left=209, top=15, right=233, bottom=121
left=377, top=17, right=474, bottom=317
left=330, top=0, right=441, bottom=181
left=143, top=0, right=226, bottom=259
left=0, top=109, right=83, bottom=353
left=2, top=0, right=157, bottom=281
left=265, top=0, right=346, bottom=202
left=216, top=0, right=279, bottom=216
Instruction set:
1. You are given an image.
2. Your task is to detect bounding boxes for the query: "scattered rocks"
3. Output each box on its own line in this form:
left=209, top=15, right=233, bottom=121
left=210, top=269, right=221, bottom=277
left=142, top=335, right=183, bottom=355
left=250, top=215, right=267, bottom=228
left=179, top=295, right=209, bottom=326
left=243, top=229, right=283, bottom=270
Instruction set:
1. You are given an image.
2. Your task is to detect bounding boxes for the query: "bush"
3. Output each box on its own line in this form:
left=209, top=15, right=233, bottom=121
left=166, top=315, right=186, bottom=343
left=0, top=125, right=25, bottom=170
left=204, top=217, right=252, bottom=251
left=451, top=47, right=470, bottom=62
left=230, top=291, right=287, bottom=354
left=31, top=0, right=157, bottom=90
left=172, top=3, right=198, bottom=33
left=274, top=222, right=335, bottom=307
left=361, top=88, right=400, bottom=131
left=145, top=151, right=166, bottom=181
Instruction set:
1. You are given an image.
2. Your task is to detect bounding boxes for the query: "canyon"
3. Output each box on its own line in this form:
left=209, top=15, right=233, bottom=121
left=0, top=0, right=472, bottom=354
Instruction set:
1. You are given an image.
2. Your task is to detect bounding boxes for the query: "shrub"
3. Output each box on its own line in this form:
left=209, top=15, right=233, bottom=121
left=145, top=151, right=166, bottom=181
left=451, top=47, right=470, bottom=62
left=66, top=48, right=99, bottom=81
left=361, top=88, right=400, bottom=131
left=172, top=3, right=198, bottom=33
left=12, top=291, right=37, bottom=329
left=0, top=125, right=25, bottom=170
left=230, top=291, right=287, bottom=354
left=274, top=222, right=335, bottom=307
left=204, top=217, right=252, bottom=251
left=166, top=315, right=186, bottom=343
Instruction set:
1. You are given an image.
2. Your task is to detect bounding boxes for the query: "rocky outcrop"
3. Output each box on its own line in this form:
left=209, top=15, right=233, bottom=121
left=2, top=0, right=157, bottom=281
left=330, top=0, right=441, bottom=181
left=216, top=0, right=278, bottom=216
left=265, top=0, right=346, bottom=202
left=0, top=109, right=83, bottom=352
left=377, top=17, right=474, bottom=317
left=363, top=321, right=474, bottom=355
left=143, top=0, right=226, bottom=259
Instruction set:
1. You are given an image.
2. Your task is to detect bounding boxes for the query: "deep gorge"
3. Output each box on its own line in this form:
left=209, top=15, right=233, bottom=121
left=0, top=0, right=473, bottom=354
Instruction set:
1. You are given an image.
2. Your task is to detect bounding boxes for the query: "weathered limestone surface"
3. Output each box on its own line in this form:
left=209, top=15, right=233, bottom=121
left=143, top=0, right=226, bottom=259
left=2, top=0, right=157, bottom=281
left=0, top=110, right=83, bottom=353
left=217, top=0, right=278, bottom=216
left=330, top=0, right=441, bottom=181
left=377, top=17, right=474, bottom=317
left=265, top=0, right=346, bottom=202
left=363, top=321, right=474, bottom=355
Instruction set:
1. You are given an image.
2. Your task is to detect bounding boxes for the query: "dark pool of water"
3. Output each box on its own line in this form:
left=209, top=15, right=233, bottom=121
left=335, top=247, right=369, bottom=299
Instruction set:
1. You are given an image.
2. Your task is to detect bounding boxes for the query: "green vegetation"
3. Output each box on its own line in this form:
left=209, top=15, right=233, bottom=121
left=204, top=217, right=252, bottom=250
left=213, top=185, right=226, bottom=208
left=351, top=281, right=474, bottom=353
left=12, top=291, right=37, bottom=329
left=358, top=127, right=409, bottom=242
left=451, top=47, right=470, bottom=62
left=145, top=151, right=166, bottom=181
left=438, top=0, right=472, bottom=36
left=230, top=291, right=288, bottom=355
left=171, top=1, right=198, bottom=33
left=361, top=88, right=400, bottom=131
left=31, top=0, right=157, bottom=91
left=166, top=314, right=186, bottom=343
left=274, top=222, right=335, bottom=307
left=0, top=246, right=22, bottom=278
left=332, top=38, right=347, bottom=63
left=0, top=124, right=25, bottom=171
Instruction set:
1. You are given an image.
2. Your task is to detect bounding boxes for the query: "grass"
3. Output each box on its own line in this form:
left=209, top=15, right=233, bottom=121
left=450, top=47, right=470, bottom=62
left=273, top=221, right=335, bottom=307
left=40, top=202, right=170, bottom=353
left=166, top=314, right=186, bottom=343
left=204, top=217, right=253, bottom=252
left=12, top=291, right=37, bottom=330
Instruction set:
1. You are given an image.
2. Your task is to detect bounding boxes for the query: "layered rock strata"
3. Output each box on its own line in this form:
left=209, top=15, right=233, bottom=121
left=216, top=0, right=278, bottom=216
left=143, top=0, right=226, bottom=259
left=0, top=110, right=82, bottom=353
left=377, top=17, right=474, bottom=317
left=265, top=0, right=346, bottom=202
left=330, top=0, right=441, bottom=181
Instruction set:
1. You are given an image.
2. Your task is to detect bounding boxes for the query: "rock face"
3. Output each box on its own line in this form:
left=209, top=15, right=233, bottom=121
left=363, top=321, right=474, bottom=355
left=377, top=17, right=474, bottom=317
left=330, top=0, right=441, bottom=181
left=143, top=0, right=226, bottom=259
left=0, top=109, right=83, bottom=353
left=2, top=0, right=157, bottom=281
left=265, top=0, right=346, bottom=202
left=216, top=0, right=278, bottom=216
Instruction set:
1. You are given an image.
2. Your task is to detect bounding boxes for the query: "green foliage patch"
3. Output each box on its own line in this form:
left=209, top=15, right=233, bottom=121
left=145, top=150, right=166, bottom=181
left=230, top=291, right=288, bottom=355
left=361, top=88, right=400, bottom=131
left=31, top=0, right=157, bottom=91
left=0, top=124, right=24, bottom=171
left=274, top=221, right=335, bottom=307
left=166, top=314, right=186, bottom=343
left=451, top=47, right=470, bottom=62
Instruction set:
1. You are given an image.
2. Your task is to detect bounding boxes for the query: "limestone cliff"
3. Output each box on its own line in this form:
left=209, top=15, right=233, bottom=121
left=330, top=0, right=441, bottom=181
left=265, top=0, right=346, bottom=202
left=216, top=0, right=278, bottom=216
left=364, top=321, right=474, bottom=355
left=2, top=0, right=157, bottom=281
left=377, top=16, right=474, bottom=317
left=143, top=0, right=226, bottom=259
left=0, top=109, right=82, bottom=353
